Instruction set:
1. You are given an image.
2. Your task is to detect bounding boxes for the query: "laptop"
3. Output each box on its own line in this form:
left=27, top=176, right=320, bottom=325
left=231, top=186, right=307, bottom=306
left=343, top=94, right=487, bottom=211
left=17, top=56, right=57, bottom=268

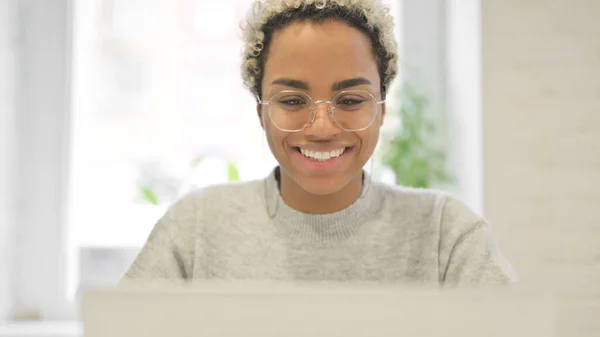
left=81, top=281, right=557, bottom=337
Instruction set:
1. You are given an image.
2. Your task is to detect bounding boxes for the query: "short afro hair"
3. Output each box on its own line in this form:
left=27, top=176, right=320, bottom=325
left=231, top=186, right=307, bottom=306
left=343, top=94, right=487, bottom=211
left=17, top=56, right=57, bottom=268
left=240, top=0, right=399, bottom=99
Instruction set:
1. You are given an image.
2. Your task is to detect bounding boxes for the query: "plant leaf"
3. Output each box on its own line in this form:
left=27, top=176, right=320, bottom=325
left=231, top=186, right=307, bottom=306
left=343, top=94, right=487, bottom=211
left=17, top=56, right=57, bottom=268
left=190, top=154, right=204, bottom=168
left=139, top=186, right=160, bottom=205
left=227, top=162, right=240, bottom=182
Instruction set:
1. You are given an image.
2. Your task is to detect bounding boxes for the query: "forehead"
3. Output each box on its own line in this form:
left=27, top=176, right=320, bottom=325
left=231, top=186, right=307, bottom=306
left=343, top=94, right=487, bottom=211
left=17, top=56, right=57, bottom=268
left=262, top=20, right=380, bottom=91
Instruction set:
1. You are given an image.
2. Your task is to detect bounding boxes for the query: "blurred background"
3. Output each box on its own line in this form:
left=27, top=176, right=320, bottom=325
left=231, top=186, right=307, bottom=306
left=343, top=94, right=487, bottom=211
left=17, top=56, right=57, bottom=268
left=1, top=0, right=599, bottom=335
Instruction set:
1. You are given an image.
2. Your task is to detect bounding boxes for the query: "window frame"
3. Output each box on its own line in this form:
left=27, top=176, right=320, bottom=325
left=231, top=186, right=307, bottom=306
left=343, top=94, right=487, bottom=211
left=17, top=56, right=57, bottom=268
left=0, top=0, right=18, bottom=323
left=11, top=0, right=75, bottom=321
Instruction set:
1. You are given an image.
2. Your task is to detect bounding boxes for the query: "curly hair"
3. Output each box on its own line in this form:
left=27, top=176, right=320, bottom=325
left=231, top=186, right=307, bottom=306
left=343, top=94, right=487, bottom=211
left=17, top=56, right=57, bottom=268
left=240, top=0, right=399, bottom=100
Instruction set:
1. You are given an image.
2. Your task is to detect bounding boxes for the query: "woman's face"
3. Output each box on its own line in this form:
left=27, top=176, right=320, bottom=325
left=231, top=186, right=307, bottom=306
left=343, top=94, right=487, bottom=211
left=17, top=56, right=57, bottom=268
left=259, top=20, right=384, bottom=196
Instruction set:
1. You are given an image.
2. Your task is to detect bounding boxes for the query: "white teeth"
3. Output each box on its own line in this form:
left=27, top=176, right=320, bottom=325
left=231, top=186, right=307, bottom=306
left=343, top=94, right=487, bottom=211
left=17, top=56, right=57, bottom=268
left=299, top=147, right=346, bottom=161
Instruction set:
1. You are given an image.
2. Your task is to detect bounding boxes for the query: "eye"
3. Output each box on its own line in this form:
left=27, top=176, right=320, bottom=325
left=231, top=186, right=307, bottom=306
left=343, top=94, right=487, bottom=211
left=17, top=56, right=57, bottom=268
left=274, top=94, right=310, bottom=111
left=339, top=98, right=364, bottom=105
left=336, top=95, right=367, bottom=107
left=279, top=98, right=306, bottom=106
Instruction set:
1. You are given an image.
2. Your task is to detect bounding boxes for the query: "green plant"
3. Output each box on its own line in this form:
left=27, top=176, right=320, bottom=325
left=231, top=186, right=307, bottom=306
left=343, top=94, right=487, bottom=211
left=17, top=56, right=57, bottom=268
left=227, top=161, right=240, bottom=181
left=380, top=84, right=453, bottom=188
left=139, top=186, right=160, bottom=205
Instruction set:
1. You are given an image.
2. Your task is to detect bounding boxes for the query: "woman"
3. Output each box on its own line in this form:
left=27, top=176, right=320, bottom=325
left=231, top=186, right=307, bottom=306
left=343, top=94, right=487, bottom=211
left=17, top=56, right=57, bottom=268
left=123, top=0, right=516, bottom=286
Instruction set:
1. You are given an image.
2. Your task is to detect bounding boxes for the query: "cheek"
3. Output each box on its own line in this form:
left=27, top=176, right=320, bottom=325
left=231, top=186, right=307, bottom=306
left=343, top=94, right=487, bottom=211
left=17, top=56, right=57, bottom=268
left=264, top=123, right=288, bottom=157
left=357, top=127, right=380, bottom=157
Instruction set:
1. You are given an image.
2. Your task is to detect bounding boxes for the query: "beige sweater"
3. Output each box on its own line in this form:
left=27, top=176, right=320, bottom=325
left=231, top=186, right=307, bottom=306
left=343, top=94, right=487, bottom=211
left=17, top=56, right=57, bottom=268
left=123, top=167, right=517, bottom=286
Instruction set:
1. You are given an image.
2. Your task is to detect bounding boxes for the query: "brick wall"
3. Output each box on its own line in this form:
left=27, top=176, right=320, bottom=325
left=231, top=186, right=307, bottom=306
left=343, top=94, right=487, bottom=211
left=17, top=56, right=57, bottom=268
left=0, top=0, right=17, bottom=321
left=482, top=0, right=600, bottom=334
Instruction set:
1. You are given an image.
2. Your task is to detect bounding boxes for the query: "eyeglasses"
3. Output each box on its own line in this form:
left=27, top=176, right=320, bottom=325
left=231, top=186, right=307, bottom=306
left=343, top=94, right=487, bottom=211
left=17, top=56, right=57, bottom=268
left=257, top=90, right=385, bottom=132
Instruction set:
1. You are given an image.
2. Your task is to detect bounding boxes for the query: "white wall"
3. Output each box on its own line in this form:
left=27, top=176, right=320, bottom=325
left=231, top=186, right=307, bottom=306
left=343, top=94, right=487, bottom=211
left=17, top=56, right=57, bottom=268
left=0, top=0, right=17, bottom=322
left=482, top=0, right=600, bottom=333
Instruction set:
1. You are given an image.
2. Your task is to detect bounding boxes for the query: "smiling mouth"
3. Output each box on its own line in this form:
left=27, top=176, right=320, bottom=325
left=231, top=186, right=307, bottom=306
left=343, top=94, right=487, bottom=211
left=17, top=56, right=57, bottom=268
left=294, top=146, right=353, bottom=162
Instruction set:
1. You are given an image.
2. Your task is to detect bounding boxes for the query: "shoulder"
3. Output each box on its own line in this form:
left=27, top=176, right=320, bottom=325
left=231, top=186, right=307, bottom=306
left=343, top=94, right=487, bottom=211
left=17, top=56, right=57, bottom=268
left=375, top=182, right=516, bottom=284
left=375, top=181, right=443, bottom=213
left=156, top=179, right=266, bottom=239
left=374, top=181, right=483, bottom=236
left=170, top=178, right=266, bottom=218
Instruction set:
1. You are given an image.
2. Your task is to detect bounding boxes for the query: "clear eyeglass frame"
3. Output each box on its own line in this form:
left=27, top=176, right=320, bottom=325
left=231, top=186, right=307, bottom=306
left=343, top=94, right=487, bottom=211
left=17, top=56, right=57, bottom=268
left=257, top=89, right=386, bottom=132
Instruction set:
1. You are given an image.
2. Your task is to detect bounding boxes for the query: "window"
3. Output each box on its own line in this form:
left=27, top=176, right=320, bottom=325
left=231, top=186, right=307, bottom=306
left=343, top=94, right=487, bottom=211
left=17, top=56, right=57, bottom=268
left=11, top=0, right=489, bottom=324
left=67, top=0, right=402, bottom=303
left=16, top=0, right=494, bottom=325
left=6, top=0, right=487, bottom=325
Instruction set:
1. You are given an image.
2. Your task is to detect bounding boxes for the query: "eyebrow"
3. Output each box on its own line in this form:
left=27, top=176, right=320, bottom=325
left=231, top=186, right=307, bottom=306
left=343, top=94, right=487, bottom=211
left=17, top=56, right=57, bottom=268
left=331, top=77, right=372, bottom=91
left=271, top=77, right=373, bottom=92
left=271, top=78, right=311, bottom=91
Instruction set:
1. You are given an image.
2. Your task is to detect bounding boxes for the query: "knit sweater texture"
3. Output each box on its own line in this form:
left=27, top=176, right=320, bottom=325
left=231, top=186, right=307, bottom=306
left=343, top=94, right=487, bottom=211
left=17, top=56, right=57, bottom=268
left=123, top=167, right=517, bottom=286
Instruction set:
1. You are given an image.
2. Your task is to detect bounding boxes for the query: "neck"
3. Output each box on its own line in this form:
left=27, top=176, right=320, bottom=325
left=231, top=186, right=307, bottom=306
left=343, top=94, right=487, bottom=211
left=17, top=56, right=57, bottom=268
left=264, top=167, right=384, bottom=243
left=278, top=169, right=363, bottom=214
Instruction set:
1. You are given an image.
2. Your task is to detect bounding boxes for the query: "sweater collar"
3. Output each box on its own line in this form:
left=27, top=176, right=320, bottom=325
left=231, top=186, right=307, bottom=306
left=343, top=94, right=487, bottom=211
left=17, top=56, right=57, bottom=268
left=264, top=167, right=384, bottom=244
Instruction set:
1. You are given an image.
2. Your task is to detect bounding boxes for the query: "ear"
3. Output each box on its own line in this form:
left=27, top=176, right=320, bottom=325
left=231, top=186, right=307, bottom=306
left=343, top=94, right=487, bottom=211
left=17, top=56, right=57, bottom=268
left=256, top=103, right=265, bottom=129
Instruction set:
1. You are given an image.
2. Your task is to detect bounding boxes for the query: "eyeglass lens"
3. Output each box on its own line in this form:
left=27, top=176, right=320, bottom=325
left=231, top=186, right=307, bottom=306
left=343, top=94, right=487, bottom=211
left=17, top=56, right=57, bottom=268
left=267, top=90, right=378, bottom=132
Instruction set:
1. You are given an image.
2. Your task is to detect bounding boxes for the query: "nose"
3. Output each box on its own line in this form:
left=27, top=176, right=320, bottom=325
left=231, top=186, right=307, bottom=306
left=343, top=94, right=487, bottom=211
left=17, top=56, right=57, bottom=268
left=304, top=101, right=341, bottom=139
